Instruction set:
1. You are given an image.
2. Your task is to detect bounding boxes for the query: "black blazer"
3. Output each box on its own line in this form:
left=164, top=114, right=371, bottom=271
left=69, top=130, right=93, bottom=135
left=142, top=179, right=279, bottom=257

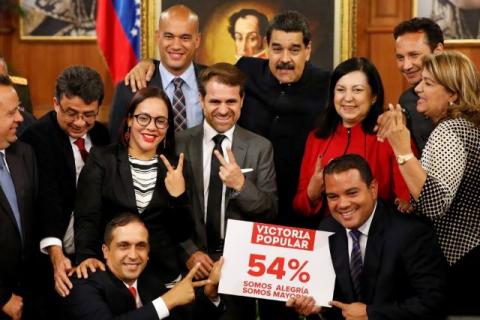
left=63, top=269, right=222, bottom=320
left=0, top=142, right=37, bottom=310
left=74, top=144, right=193, bottom=283
left=319, top=201, right=447, bottom=320
left=108, top=60, right=206, bottom=143
left=235, top=57, right=330, bottom=229
left=19, top=110, right=109, bottom=241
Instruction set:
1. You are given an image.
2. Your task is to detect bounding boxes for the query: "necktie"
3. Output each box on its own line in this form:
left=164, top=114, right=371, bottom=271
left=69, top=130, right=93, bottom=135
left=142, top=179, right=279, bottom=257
left=128, top=286, right=137, bottom=306
left=349, top=229, right=363, bottom=300
left=74, top=138, right=89, bottom=162
left=206, top=134, right=226, bottom=252
left=0, top=153, right=23, bottom=241
left=172, top=77, right=187, bottom=132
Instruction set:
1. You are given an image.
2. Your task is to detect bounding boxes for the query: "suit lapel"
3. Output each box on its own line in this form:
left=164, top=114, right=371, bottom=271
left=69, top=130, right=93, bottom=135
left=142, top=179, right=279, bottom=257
left=226, top=127, right=248, bottom=209
left=330, top=231, right=356, bottom=302
left=116, top=146, right=138, bottom=212
left=190, top=127, right=205, bottom=215
left=363, top=203, right=385, bottom=302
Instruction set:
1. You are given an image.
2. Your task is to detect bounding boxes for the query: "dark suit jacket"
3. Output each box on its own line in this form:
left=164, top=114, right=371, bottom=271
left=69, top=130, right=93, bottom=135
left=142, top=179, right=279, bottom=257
left=235, top=57, right=330, bottom=229
left=63, top=269, right=222, bottom=320
left=74, top=144, right=193, bottom=283
left=19, top=110, right=110, bottom=241
left=319, top=201, right=447, bottom=320
left=175, top=124, right=277, bottom=260
left=108, top=60, right=206, bottom=143
left=0, top=142, right=37, bottom=315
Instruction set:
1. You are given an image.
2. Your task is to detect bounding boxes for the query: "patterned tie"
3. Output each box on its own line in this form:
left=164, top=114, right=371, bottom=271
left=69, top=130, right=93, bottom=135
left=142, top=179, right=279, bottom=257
left=206, top=134, right=226, bottom=253
left=172, top=77, right=187, bottom=131
left=0, top=153, right=22, bottom=241
left=73, top=138, right=89, bottom=162
left=349, top=229, right=363, bottom=300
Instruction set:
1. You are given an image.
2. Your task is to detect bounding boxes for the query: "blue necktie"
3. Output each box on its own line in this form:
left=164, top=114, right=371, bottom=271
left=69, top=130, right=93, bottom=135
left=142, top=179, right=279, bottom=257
left=0, top=152, right=23, bottom=240
left=349, top=229, right=363, bottom=300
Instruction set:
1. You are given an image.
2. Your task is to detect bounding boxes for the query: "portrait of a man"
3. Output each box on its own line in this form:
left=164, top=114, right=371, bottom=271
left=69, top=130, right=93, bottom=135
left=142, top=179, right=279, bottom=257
left=227, top=8, right=269, bottom=60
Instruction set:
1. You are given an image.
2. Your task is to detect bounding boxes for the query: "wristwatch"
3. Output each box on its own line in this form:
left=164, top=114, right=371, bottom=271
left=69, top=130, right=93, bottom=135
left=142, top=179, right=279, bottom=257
left=396, top=153, right=414, bottom=165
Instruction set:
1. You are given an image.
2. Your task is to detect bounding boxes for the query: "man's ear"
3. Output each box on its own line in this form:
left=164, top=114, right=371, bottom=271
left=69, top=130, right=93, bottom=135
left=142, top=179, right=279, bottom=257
left=102, top=244, right=109, bottom=261
left=433, top=43, right=444, bottom=54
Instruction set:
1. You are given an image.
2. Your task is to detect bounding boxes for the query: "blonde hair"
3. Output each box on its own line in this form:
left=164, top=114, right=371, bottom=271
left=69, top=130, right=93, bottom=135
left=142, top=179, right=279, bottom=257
left=423, top=50, right=480, bottom=127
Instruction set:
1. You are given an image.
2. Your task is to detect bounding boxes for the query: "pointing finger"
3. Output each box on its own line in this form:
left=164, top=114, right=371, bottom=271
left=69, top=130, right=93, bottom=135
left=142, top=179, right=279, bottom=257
left=329, top=300, right=346, bottom=310
left=176, top=153, right=185, bottom=172
left=225, top=148, right=237, bottom=165
left=214, top=150, right=229, bottom=167
left=186, top=263, right=201, bottom=280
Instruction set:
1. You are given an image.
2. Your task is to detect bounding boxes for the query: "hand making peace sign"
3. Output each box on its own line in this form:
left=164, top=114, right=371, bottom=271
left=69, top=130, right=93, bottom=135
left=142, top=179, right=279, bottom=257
left=160, top=153, right=186, bottom=197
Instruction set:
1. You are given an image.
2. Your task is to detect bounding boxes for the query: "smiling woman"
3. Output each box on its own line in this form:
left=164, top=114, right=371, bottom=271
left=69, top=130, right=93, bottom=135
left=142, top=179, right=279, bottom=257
left=74, top=86, right=193, bottom=290
left=293, top=57, right=412, bottom=218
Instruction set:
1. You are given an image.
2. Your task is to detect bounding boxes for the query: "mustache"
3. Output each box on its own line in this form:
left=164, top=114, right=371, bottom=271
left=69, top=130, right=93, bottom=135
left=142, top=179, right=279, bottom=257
left=276, top=62, right=295, bottom=70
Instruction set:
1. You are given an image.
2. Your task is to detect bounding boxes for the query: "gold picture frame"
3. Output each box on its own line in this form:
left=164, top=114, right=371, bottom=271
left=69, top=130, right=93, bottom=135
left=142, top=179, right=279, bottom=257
left=142, top=0, right=357, bottom=68
left=413, top=0, right=480, bottom=44
left=19, top=0, right=96, bottom=41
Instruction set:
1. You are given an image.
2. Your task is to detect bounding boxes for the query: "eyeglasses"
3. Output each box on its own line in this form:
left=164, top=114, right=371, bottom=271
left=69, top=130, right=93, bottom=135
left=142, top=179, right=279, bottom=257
left=133, top=113, right=169, bottom=129
left=57, top=102, right=98, bottom=122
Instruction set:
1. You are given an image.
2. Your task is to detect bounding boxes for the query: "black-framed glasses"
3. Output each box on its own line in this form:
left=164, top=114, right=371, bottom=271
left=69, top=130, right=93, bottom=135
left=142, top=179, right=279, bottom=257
left=57, top=102, right=98, bottom=122
left=133, top=113, right=169, bottom=129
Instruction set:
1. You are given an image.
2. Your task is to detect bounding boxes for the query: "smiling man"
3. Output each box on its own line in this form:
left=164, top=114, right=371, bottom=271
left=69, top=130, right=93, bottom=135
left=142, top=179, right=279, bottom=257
left=175, top=62, right=277, bottom=320
left=109, top=4, right=205, bottom=142
left=393, top=18, right=444, bottom=154
left=64, top=212, right=224, bottom=320
left=287, top=154, right=447, bottom=320
left=20, top=66, right=109, bottom=318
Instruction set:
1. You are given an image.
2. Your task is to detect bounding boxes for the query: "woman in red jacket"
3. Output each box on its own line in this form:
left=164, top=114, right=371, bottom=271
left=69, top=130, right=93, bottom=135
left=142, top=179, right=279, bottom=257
left=293, top=57, right=411, bottom=217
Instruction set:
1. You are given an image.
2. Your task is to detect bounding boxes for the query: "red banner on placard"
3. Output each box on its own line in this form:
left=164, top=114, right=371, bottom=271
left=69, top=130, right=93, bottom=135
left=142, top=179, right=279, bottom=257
left=251, top=223, right=316, bottom=251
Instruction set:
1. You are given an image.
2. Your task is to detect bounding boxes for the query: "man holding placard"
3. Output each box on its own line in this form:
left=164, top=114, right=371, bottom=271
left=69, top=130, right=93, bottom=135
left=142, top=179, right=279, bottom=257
left=287, top=154, right=447, bottom=319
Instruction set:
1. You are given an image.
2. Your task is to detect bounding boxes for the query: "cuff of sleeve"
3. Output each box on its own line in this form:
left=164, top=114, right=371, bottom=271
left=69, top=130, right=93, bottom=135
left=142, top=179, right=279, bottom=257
left=169, top=192, right=188, bottom=205
left=152, top=297, right=170, bottom=319
left=209, top=295, right=221, bottom=307
left=40, top=237, right=63, bottom=254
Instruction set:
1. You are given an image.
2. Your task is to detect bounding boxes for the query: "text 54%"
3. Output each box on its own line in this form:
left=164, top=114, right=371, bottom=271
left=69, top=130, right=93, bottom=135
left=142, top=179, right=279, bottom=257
left=247, top=254, right=310, bottom=283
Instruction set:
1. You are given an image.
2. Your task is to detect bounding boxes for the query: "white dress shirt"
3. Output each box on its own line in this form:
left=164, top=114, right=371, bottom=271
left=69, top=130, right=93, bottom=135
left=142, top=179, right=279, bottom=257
left=202, top=121, right=235, bottom=239
left=158, top=62, right=203, bottom=128
left=345, top=202, right=377, bottom=263
left=39, top=134, right=92, bottom=254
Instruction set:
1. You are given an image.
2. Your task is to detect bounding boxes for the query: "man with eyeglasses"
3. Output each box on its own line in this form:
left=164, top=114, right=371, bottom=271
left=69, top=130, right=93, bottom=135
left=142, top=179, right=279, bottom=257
left=20, top=66, right=109, bottom=319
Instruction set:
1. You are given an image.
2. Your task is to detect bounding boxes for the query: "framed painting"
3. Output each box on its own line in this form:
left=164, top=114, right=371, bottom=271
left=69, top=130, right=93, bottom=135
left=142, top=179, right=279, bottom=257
left=19, top=0, right=97, bottom=40
left=413, top=0, right=480, bottom=44
left=142, top=0, right=357, bottom=69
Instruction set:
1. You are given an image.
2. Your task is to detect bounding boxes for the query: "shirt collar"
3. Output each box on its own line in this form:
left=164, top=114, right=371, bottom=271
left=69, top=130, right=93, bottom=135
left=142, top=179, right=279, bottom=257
left=68, top=134, right=88, bottom=144
left=123, top=279, right=138, bottom=290
left=203, top=120, right=235, bottom=144
left=346, top=201, right=377, bottom=237
left=159, top=62, right=196, bottom=90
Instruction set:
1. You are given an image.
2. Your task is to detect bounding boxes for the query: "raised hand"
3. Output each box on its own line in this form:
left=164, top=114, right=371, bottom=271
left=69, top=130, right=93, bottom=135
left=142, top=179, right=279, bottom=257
left=124, top=59, right=156, bottom=92
left=214, top=148, right=245, bottom=192
left=204, top=257, right=224, bottom=300
left=160, top=153, right=186, bottom=197
left=162, top=263, right=210, bottom=310
left=186, top=251, right=214, bottom=280
left=307, top=155, right=325, bottom=203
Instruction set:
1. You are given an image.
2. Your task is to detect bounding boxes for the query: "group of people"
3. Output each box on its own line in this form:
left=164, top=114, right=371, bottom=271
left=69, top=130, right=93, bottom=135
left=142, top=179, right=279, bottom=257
left=0, top=3, right=479, bottom=320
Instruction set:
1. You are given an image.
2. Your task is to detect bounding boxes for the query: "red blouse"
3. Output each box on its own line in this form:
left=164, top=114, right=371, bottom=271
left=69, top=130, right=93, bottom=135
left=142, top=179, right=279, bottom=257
left=293, top=124, right=411, bottom=216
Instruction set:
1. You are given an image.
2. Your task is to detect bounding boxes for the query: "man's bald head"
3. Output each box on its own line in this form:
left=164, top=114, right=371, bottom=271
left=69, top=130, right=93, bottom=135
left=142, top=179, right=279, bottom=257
left=159, top=4, right=199, bottom=33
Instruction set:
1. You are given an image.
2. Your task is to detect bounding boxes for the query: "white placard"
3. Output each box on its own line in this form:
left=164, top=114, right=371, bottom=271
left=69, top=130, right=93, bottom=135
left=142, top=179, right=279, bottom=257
left=219, top=219, right=336, bottom=307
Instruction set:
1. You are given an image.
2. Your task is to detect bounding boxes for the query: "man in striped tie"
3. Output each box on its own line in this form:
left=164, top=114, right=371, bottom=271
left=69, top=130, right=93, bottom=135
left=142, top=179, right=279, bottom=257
left=287, top=154, right=448, bottom=320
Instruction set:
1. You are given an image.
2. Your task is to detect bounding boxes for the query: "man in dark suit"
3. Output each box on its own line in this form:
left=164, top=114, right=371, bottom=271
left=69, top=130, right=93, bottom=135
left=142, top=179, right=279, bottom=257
left=0, top=75, right=38, bottom=320
left=20, top=66, right=110, bottom=306
left=109, top=4, right=205, bottom=142
left=64, top=212, right=224, bottom=320
left=176, top=63, right=277, bottom=320
left=393, top=18, right=444, bottom=154
left=287, top=154, right=447, bottom=319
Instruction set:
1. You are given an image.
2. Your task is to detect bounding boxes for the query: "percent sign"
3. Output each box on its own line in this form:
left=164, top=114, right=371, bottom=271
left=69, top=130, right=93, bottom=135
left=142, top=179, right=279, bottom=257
left=247, top=254, right=311, bottom=283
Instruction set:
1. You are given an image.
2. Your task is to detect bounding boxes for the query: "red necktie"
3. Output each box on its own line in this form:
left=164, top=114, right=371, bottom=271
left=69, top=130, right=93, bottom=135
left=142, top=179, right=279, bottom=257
left=128, top=286, right=137, bottom=302
left=73, top=138, right=89, bottom=162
